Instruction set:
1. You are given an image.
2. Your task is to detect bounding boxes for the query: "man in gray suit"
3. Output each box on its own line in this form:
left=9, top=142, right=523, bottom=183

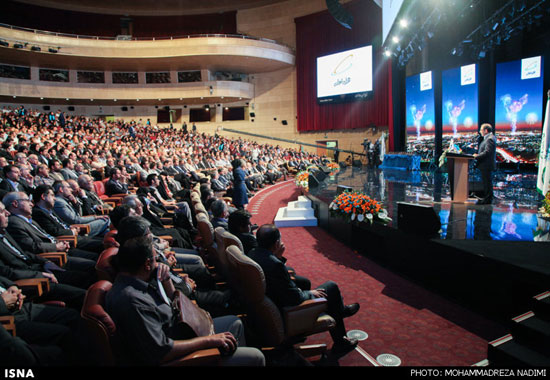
left=473, top=123, right=497, bottom=205
left=52, top=181, right=110, bottom=237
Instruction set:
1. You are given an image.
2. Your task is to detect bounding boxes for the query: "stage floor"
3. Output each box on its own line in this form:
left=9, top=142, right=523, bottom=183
left=308, top=165, right=549, bottom=242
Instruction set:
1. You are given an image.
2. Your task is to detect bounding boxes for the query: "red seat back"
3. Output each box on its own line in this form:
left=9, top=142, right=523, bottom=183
left=81, top=280, right=115, bottom=366
left=94, top=181, right=106, bottom=197
left=95, top=247, right=119, bottom=282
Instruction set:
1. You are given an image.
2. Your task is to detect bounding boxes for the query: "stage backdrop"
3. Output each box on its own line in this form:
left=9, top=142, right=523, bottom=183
left=494, top=56, right=545, bottom=164
left=405, top=71, right=436, bottom=162
left=441, top=63, right=479, bottom=155
left=295, top=0, right=391, bottom=133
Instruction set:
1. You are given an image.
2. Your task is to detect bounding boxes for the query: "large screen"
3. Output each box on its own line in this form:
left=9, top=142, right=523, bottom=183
left=441, top=63, right=479, bottom=155
left=494, top=56, right=544, bottom=164
left=406, top=71, right=436, bottom=161
left=316, top=45, right=373, bottom=104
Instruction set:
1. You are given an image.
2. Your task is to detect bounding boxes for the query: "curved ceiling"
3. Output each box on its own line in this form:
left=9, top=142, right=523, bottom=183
left=11, top=0, right=290, bottom=16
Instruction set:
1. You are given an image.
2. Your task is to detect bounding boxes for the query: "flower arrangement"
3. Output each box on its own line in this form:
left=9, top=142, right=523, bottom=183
left=295, top=170, right=310, bottom=191
left=540, top=190, right=550, bottom=219
left=327, top=162, right=340, bottom=173
left=329, top=190, right=391, bottom=225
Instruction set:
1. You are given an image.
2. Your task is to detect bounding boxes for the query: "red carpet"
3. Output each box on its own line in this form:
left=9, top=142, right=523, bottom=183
left=247, top=180, right=506, bottom=366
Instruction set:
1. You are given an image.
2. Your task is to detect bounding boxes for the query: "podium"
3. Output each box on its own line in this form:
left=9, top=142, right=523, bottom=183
left=446, top=152, right=475, bottom=202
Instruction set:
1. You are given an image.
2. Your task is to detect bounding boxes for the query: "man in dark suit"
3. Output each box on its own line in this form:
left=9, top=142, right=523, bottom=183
left=248, top=224, right=360, bottom=357
left=104, top=167, right=128, bottom=196
left=0, top=202, right=86, bottom=309
left=473, top=123, right=497, bottom=205
left=0, top=165, right=33, bottom=199
left=210, top=199, right=229, bottom=230
left=31, top=185, right=104, bottom=254
left=227, top=209, right=257, bottom=255
left=77, top=174, right=113, bottom=215
left=3, top=192, right=99, bottom=267
left=0, top=275, right=82, bottom=363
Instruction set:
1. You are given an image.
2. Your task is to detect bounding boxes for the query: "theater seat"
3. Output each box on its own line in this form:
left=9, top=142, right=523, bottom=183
left=81, top=280, right=220, bottom=366
left=103, top=230, right=119, bottom=249
left=95, top=248, right=119, bottom=282
left=195, top=213, right=216, bottom=262
left=224, top=245, right=334, bottom=358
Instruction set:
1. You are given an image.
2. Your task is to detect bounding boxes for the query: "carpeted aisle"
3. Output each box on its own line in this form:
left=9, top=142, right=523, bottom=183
left=246, top=180, right=506, bottom=366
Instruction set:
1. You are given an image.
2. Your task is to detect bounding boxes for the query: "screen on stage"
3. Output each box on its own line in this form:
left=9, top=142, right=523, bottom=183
left=316, top=45, right=373, bottom=104
left=441, top=63, right=479, bottom=155
left=406, top=71, right=436, bottom=161
left=494, top=56, right=544, bottom=164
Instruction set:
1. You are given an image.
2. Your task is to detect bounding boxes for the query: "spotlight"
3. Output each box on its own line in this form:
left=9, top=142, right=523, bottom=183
left=384, top=50, right=392, bottom=57
left=13, top=43, right=23, bottom=49
left=0, top=40, right=8, bottom=47
left=478, top=50, right=486, bottom=59
left=31, top=46, right=41, bottom=52
left=48, top=48, right=57, bottom=53
left=399, top=19, right=409, bottom=28
left=492, top=21, right=499, bottom=30
left=392, top=36, right=399, bottom=43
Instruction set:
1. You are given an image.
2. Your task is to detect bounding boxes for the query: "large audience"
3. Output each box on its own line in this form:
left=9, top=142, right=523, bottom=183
left=0, top=105, right=360, bottom=367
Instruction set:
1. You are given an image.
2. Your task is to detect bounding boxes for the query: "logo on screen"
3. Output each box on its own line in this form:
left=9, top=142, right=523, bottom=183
left=331, top=54, right=354, bottom=76
left=420, top=71, right=432, bottom=91
left=521, top=56, right=541, bottom=80
left=461, top=64, right=476, bottom=86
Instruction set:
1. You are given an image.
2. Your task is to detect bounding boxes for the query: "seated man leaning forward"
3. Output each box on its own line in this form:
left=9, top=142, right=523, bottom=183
left=105, top=234, right=265, bottom=367
left=248, top=224, right=360, bottom=358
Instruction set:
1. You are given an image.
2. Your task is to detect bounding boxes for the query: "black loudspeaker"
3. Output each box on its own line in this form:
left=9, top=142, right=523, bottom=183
left=336, top=185, right=352, bottom=195
left=121, top=106, right=128, bottom=111
left=67, top=106, right=75, bottom=111
left=250, top=112, right=256, bottom=118
left=43, top=105, right=50, bottom=111
left=326, top=0, right=353, bottom=29
left=397, top=202, right=441, bottom=237
left=282, top=120, right=288, bottom=125
left=308, top=169, right=327, bottom=188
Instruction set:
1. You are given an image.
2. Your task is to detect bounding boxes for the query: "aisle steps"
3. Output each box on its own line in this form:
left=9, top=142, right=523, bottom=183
left=274, top=196, right=317, bottom=227
left=485, top=290, right=550, bottom=367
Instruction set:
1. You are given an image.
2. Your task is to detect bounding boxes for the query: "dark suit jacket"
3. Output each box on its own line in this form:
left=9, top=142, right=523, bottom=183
left=476, top=133, right=497, bottom=171
left=235, top=232, right=257, bottom=256
left=31, top=207, right=73, bottom=237
left=0, top=233, right=48, bottom=278
left=104, top=179, right=128, bottom=196
left=6, top=215, right=58, bottom=254
left=248, top=247, right=308, bottom=308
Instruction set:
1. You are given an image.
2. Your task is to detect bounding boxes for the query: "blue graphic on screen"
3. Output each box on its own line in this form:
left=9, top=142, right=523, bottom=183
left=494, top=56, right=544, bottom=164
left=406, top=72, right=435, bottom=161
left=490, top=208, right=539, bottom=241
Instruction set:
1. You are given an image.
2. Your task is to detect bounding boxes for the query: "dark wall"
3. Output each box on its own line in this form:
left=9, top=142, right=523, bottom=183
left=0, top=1, right=237, bottom=37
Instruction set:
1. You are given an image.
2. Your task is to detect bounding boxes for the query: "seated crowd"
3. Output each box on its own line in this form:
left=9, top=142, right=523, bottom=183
left=0, top=106, right=358, bottom=366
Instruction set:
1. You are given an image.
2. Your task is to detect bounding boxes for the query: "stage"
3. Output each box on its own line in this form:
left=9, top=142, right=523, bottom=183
left=305, top=165, right=550, bottom=320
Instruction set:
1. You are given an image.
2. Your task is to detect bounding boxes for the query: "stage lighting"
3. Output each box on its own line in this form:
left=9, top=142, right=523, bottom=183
left=492, top=21, right=499, bottom=31
left=384, top=50, right=392, bottom=57
left=392, top=36, right=399, bottom=43
left=478, top=50, right=486, bottom=59
left=31, top=46, right=41, bottom=52
left=13, top=43, right=23, bottom=49
left=48, top=48, right=57, bottom=53
left=399, top=19, right=408, bottom=28
left=0, top=40, right=8, bottom=47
